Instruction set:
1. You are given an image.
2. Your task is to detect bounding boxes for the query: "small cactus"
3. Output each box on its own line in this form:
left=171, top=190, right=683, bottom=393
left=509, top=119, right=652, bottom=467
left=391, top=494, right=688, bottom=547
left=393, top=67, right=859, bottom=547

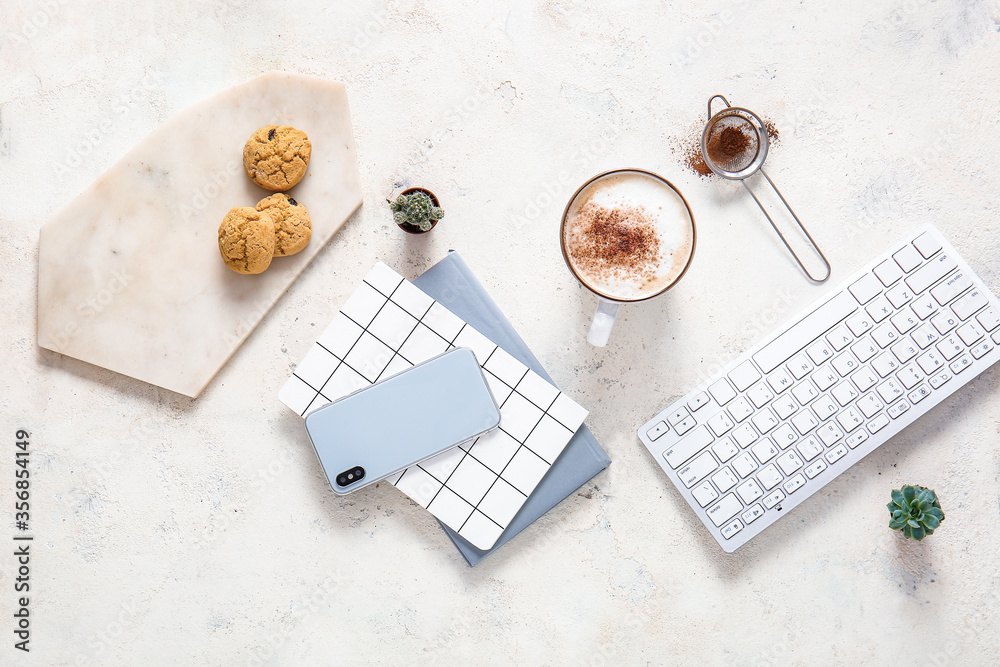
left=887, top=485, right=945, bottom=541
left=390, top=191, right=444, bottom=232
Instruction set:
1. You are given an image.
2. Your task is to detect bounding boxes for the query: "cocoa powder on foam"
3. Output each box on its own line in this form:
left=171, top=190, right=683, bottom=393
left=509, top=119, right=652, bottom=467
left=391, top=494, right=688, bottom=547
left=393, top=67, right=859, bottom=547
left=566, top=202, right=662, bottom=289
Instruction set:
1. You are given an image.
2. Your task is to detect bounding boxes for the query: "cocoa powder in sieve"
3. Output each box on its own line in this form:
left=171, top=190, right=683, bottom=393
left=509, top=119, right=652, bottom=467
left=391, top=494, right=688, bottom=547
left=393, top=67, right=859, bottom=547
left=706, top=125, right=752, bottom=164
left=681, top=118, right=780, bottom=178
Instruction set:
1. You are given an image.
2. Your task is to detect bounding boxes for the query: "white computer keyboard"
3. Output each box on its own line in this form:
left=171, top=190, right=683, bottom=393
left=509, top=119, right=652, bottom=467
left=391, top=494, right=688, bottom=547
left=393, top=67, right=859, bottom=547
left=638, top=224, right=1000, bottom=553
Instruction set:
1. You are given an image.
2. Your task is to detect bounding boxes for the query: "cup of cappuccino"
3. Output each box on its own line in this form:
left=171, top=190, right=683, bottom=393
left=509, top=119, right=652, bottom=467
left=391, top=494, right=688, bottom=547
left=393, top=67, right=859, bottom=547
left=560, top=169, right=696, bottom=347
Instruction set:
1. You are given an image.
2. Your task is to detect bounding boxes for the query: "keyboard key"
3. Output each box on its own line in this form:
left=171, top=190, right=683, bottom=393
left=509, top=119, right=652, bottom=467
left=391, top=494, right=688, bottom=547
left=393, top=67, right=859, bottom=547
left=913, top=231, right=942, bottom=258
left=932, top=310, right=960, bottom=335
left=907, top=384, right=931, bottom=404
left=846, top=429, right=869, bottom=449
left=776, top=450, right=803, bottom=475
left=707, top=410, right=735, bottom=437
left=832, top=350, right=860, bottom=376
left=875, top=258, right=904, bottom=286
left=896, top=363, right=923, bottom=390
left=825, top=443, right=849, bottom=464
left=788, top=354, right=813, bottom=379
left=916, top=349, right=945, bottom=374
left=888, top=400, right=910, bottom=419
left=852, top=338, right=879, bottom=363
left=977, top=307, right=1000, bottom=332
left=674, top=415, right=697, bottom=436
left=893, top=244, right=923, bottom=272
left=667, top=407, right=691, bottom=425
left=805, top=458, right=828, bottom=478
left=729, top=396, right=754, bottom=423
left=886, top=283, right=914, bottom=309
left=729, top=361, right=762, bottom=392
left=692, top=481, right=719, bottom=507
left=868, top=413, right=890, bottom=433
left=877, top=378, right=905, bottom=403
left=707, top=494, right=743, bottom=527
left=811, top=365, right=838, bottom=391
left=928, top=371, right=951, bottom=389
left=995, top=331, right=1000, bottom=344
left=812, top=395, right=838, bottom=420
left=836, top=407, right=864, bottom=432
left=747, top=382, right=775, bottom=408
left=751, top=438, right=779, bottom=464
left=906, top=253, right=957, bottom=294
left=767, top=368, right=794, bottom=393
left=957, top=322, right=984, bottom=346
left=763, top=490, right=785, bottom=509
left=732, top=452, right=757, bottom=478
left=720, top=518, right=744, bottom=539
left=849, top=273, right=883, bottom=304
left=792, top=380, right=820, bottom=405
left=663, top=425, right=714, bottom=468
left=911, top=322, right=939, bottom=349
left=712, top=437, right=738, bottom=463
left=732, top=423, right=757, bottom=448
left=872, top=351, right=900, bottom=377
left=679, top=451, right=718, bottom=488
left=891, top=337, right=919, bottom=364
left=851, top=367, right=879, bottom=392
left=688, top=392, right=711, bottom=411
left=647, top=421, right=669, bottom=441
left=867, top=295, right=893, bottom=322
left=847, top=310, right=875, bottom=336
left=783, top=474, right=807, bottom=495
left=949, top=355, right=973, bottom=374
left=971, top=341, right=992, bottom=359
left=772, top=394, right=798, bottom=420
left=756, top=464, right=783, bottom=490
left=891, top=306, right=919, bottom=334
left=936, top=334, right=964, bottom=361
left=736, top=479, right=763, bottom=504
left=827, top=325, right=854, bottom=351
left=772, top=423, right=798, bottom=449
left=792, top=409, right=819, bottom=435
left=751, top=408, right=779, bottom=434
left=807, top=340, right=835, bottom=366
left=709, top=378, right=737, bottom=406
left=911, top=293, right=938, bottom=320
left=753, top=291, right=857, bottom=374
left=796, top=435, right=824, bottom=461
left=742, top=504, right=765, bottom=524
left=711, top=467, right=739, bottom=493
left=931, top=270, right=972, bottom=306
left=872, top=322, right=899, bottom=348
left=818, top=422, right=844, bottom=446
left=857, top=393, right=883, bottom=418
left=831, top=380, right=860, bottom=406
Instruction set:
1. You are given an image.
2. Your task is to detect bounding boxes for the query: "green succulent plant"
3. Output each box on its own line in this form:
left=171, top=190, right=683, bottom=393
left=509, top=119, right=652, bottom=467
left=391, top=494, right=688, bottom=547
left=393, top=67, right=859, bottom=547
left=887, top=485, right=945, bottom=540
left=390, top=191, right=444, bottom=232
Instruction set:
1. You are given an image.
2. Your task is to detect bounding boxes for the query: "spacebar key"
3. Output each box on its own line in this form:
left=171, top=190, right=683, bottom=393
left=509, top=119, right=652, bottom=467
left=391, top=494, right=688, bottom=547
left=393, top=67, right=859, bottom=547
left=753, top=291, right=858, bottom=373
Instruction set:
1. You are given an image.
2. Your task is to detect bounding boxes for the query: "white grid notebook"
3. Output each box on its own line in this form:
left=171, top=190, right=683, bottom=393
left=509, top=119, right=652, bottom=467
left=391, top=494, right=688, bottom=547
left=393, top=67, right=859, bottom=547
left=279, top=263, right=588, bottom=550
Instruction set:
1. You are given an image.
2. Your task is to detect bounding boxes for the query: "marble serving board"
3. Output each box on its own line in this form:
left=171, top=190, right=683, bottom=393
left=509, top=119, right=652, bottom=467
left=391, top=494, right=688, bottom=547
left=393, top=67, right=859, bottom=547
left=37, top=72, right=362, bottom=397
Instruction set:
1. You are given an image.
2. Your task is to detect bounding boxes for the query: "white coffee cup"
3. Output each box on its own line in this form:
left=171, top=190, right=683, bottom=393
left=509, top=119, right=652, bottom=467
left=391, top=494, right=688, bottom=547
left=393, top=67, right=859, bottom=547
left=560, top=169, right=696, bottom=346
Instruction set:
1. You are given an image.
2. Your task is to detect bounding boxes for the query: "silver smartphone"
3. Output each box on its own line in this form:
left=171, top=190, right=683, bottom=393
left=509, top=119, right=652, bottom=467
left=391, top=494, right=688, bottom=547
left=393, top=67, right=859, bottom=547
left=304, top=347, right=501, bottom=495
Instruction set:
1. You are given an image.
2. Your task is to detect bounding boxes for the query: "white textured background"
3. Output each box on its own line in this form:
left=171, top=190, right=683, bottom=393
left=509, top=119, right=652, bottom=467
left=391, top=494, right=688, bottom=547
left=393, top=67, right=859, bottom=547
left=2, top=1, right=1000, bottom=665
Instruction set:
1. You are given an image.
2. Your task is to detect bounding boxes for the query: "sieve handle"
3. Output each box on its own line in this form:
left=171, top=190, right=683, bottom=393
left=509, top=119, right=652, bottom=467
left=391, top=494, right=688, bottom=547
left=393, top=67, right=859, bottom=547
left=742, top=170, right=832, bottom=283
left=587, top=298, right=621, bottom=347
left=707, top=94, right=731, bottom=121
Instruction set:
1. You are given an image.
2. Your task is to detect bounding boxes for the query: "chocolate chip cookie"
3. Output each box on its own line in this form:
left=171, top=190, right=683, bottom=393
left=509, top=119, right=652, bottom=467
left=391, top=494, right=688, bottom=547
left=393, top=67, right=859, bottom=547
left=255, top=193, right=312, bottom=257
left=218, top=207, right=276, bottom=274
left=242, top=125, right=311, bottom=191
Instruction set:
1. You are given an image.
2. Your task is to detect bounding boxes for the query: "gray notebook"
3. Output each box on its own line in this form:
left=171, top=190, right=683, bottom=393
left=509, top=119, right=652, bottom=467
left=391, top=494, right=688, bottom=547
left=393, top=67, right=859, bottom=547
left=412, top=252, right=611, bottom=566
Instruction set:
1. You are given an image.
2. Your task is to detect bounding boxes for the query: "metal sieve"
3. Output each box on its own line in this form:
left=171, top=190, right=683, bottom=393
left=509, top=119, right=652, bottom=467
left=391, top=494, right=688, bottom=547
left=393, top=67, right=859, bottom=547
left=701, top=95, right=831, bottom=283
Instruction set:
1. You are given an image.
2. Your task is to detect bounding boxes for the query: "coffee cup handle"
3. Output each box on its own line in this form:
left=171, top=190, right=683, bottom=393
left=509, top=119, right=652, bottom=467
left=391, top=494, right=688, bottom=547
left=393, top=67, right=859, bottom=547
left=587, top=298, right=620, bottom=347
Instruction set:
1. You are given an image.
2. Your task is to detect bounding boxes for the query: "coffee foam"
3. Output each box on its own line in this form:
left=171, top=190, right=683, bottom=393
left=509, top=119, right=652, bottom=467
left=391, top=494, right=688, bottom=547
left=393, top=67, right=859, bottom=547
left=563, top=171, right=693, bottom=301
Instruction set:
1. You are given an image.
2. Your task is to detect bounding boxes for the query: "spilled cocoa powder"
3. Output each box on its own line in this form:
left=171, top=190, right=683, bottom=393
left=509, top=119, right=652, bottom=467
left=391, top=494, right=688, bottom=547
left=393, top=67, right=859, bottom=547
left=566, top=203, right=661, bottom=287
